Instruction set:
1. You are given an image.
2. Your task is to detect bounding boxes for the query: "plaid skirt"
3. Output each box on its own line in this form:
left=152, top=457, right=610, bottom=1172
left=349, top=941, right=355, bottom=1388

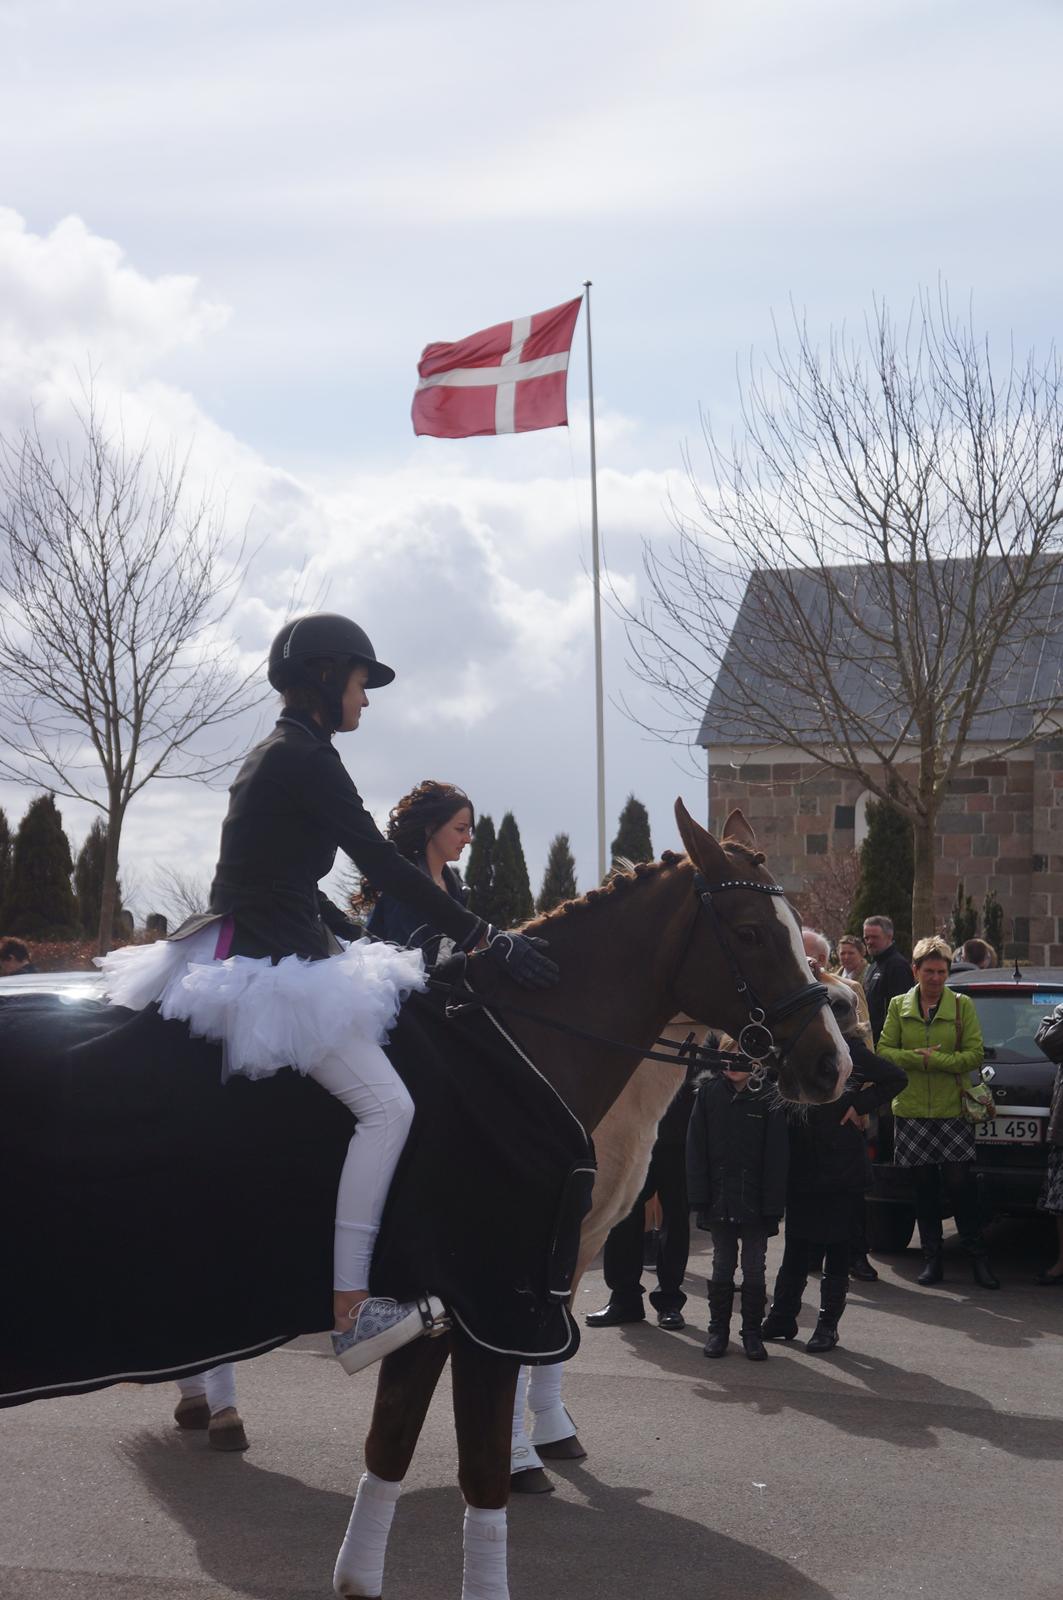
left=1038, top=1146, right=1063, bottom=1216
left=893, top=1116, right=976, bottom=1167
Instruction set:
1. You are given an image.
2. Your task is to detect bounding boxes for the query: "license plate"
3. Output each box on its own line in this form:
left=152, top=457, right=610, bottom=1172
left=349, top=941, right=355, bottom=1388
left=975, top=1116, right=1045, bottom=1144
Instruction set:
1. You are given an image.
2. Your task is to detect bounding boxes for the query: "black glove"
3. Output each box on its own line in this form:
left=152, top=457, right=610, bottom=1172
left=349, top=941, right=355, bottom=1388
left=694, top=1209, right=713, bottom=1232
left=484, top=927, right=559, bottom=990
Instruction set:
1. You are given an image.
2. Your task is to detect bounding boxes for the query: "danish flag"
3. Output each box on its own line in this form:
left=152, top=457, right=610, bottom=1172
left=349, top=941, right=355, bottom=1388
left=412, top=297, right=583, bottom=439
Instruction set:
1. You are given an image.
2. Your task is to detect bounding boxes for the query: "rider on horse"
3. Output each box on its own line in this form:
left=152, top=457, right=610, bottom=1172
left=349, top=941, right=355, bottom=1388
left=99, top=614, right=558, bottom=1375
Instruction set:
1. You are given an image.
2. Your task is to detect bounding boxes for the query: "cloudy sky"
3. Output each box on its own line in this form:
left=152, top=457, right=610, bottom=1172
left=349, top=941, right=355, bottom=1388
left=2, top=0, right=1063, bottom=913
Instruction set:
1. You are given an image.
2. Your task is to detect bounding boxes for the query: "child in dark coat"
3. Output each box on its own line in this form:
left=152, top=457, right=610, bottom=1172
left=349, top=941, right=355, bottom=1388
left=762, top=1040, right=907, bottom=1353
left=686, top=1064, right=789, bottom=1360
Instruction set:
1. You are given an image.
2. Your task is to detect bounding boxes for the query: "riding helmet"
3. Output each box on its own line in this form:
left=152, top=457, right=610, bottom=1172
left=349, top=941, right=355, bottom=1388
left=268, top=614, right=396, bottom=692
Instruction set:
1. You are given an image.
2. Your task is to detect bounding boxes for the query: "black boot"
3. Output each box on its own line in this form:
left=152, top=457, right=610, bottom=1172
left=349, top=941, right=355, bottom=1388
left=806, top=1271, right=847, bottom=1354
left=970, top=1255, right=1000, bottom=1290
left=916, top=1218, right=944, bottom=1286
left=703, top=1282, right=734, bottom=1358
left=761, top=1260, right=806, bottom=1340
left=739, top=1284, right=768, bottom=1361
left=917, top=1249, right=944, bottom=1286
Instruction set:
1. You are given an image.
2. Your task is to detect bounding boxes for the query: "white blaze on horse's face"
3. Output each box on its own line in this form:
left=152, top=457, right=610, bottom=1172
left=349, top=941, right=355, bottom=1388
left=769, top=895, right=852, bottom=1100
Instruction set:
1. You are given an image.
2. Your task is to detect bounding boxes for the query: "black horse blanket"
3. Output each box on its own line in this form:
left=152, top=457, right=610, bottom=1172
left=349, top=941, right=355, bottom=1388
left=0, top=978, right=594, bottom=1409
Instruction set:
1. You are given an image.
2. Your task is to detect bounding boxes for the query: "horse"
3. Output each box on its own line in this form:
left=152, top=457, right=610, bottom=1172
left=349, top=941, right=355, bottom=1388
left=333, top=801, right=852, bottom=1599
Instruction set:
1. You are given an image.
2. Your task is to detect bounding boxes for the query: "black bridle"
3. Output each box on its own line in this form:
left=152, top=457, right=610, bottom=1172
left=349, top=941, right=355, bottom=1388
left=682, top=871, right=832, bottom=1066
left=429, top=863, right=832, bottom=1079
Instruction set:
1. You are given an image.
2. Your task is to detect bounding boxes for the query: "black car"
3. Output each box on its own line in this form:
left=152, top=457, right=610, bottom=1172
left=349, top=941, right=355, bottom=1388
left=866, top=967, right=1061, bottom=1252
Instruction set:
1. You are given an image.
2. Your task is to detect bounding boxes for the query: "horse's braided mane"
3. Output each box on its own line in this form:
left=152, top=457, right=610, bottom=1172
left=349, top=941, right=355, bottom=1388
left=526, top=850, right=686, bottom=930
left=524, top=836, right=768, bottom=933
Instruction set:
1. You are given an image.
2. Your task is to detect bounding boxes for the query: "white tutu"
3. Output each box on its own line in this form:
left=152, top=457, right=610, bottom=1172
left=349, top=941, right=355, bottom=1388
left=97, top=927, right=427, bottom=1080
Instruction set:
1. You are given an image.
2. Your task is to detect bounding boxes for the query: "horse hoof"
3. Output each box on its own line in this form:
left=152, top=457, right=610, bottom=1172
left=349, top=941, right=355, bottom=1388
left=208, top=1408, right=249, bottom=1452
left=510, top=1467, right=555, bottom=1495
left=536, top=1433, right=587, bottom=1461
left=173, top=1396, right=210, bottom=1431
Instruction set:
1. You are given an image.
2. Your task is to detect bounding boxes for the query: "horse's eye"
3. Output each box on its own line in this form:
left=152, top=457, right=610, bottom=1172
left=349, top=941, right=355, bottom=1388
left=735, top=925, right=762, bottom=947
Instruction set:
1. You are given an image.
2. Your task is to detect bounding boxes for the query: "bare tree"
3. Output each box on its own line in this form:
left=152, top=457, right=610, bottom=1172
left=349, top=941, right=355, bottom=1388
left=0, top=393, right=266, bottom=952
left=797, top=849, right=862, bottom=944
left=148, top=863, right=212, bottom=926
left=628, top=292, right=1063, bottom=934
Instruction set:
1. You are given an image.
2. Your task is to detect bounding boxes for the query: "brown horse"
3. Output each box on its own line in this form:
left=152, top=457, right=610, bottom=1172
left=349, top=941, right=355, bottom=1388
left=332, top=802, right=851, bottom=1599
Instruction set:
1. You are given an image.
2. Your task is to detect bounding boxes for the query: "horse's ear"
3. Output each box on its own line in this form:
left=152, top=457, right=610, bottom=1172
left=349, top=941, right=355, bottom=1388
left=674, top=798, right=730, bottom=878
left=721, top=809, right=759, bottom=852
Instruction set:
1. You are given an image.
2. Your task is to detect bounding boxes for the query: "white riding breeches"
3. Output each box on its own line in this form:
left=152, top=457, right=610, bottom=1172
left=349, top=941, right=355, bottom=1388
left=307, top=1039, right=414, bottom=1292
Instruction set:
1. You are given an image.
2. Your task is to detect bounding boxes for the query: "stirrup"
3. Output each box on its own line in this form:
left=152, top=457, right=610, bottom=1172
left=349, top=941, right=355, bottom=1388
left=418, top=1294, right=452, bottom=1339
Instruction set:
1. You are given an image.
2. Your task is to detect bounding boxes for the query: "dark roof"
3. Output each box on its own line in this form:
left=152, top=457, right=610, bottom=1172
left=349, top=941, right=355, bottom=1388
left=698, top=560, right=1063, bottom=750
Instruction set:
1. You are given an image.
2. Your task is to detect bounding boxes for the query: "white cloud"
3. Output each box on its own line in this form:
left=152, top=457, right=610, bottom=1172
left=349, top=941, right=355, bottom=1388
left=0, top=210, right=702, bottom=915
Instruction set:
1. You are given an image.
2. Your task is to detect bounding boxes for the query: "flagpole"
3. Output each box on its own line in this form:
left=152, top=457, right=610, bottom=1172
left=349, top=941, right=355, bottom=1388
left=583, top=280, right=607, bottom=883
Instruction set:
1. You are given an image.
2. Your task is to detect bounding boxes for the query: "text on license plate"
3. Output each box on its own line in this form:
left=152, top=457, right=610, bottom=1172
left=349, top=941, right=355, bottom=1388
left=976, top=1116, right=1045, bottom=1143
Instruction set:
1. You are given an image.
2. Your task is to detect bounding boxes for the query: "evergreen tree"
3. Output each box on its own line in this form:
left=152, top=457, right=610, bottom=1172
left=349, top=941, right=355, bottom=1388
left=610, top=794, right=653, bottom=870
left=491, top=812, right=534, bottom=927
left=0, top=807, right=11, bottom=915
left=537, top=833, right=578, bottom=913
left=982, top=889, right=1004, bottom=961
left=849, top=796, right=915, bottom=954
left=75, top=819, right=123, bottom=938
left=464, top=813, right=496, bottom=920
left=0, top=793, right=78, bottom=937
left=949, top=879, right=978, bottom=949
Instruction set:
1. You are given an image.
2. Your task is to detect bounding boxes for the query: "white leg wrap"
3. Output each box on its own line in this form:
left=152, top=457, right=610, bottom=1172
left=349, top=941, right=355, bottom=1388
left=527, top=1362, right=574, bottom=1446
left=333, top=1471, right=401, bottom=1598
left=509, top=1365, right=542, bottom=1474
left=462, top=1505, right=509, bottom=1600
left=203, top=1363, right=238, bottom=1416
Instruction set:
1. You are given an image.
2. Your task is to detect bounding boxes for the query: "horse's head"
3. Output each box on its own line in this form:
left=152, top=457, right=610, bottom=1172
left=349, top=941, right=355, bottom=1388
left=671, top=799, right=852, bottom=1104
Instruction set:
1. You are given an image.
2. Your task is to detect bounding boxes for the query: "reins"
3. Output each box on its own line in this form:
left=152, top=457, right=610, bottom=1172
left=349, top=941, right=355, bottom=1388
left=425, top=862, right=832, bottom=1083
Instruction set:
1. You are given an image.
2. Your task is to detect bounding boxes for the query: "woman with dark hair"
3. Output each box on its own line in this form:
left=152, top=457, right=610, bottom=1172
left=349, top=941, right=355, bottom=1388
left=98, top=614, right=557, bottom=1376
left=365, top=781, right=475, bottom=962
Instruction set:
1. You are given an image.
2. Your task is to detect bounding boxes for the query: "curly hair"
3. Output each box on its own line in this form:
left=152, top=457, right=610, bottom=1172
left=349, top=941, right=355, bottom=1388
left=357, top=780, right=474, bottom=906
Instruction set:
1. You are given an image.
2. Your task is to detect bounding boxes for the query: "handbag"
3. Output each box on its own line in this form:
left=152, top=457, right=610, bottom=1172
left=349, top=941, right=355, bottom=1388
left=953, top=997, right=996, bottom=1122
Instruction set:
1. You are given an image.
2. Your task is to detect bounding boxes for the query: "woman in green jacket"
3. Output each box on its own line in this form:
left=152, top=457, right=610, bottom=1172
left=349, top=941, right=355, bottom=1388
left=877, top=935, right=999, bottom=1290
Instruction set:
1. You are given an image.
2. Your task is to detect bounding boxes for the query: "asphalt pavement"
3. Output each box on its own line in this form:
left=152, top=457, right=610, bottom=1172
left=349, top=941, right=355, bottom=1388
left=2, top=1217, right=1061, bottom=1600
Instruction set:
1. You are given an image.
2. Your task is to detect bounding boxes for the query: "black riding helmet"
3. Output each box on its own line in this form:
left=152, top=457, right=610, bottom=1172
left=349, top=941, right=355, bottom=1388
left=269, top=614, right=396, bottom=727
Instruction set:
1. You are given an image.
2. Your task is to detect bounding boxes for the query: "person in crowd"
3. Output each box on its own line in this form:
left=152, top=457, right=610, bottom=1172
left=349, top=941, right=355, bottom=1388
left=1033, top=1002, right=1063, bottom=1285
left=173, top=1364, right=248, bottom=1451
left=876, top=935, right=999, bottom=1289
left=804, top=928, right=871, bottom=1045
left=862, top=916, right=913, bottom=1042
left=98, top=614, right=558, bottom=1378
left=364, top=781, right=474, bottom=962
left=0, top=938, right=36, bottom=976
left=802, top=928, right=880, bottom=1280
left=761, top=1041, right=906, bottom=1352
left=835, top=935, right=869, bottom=988
left=950, top=937, right=998, bottom=972
left=587, top=1062, right=699, bottom=1331
left=685, top=1054, right=788, bottom=1360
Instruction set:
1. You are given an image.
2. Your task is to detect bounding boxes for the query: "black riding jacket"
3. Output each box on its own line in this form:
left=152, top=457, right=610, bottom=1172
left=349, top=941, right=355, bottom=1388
left=208, top=711, right=483, bottom=961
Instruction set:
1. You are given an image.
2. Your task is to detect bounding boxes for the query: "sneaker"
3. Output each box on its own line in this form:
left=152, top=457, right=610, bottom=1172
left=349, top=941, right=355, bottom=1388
left=331, top=1295, right=449, bottom=1375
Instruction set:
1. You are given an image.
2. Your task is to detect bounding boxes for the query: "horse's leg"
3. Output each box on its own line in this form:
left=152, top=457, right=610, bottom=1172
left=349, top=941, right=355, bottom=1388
left=451, top=1333, right=519, bottom=1600
left=509, top=1364, right=553, bottom=1494
left=528, top=1360, right=585, bottom=1459
left=333, top=1333, right=451, bottom=1599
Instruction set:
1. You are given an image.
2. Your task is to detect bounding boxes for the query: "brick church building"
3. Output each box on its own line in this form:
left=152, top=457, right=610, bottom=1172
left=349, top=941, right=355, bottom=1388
left=697, top=569, right=1063, bottom=963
